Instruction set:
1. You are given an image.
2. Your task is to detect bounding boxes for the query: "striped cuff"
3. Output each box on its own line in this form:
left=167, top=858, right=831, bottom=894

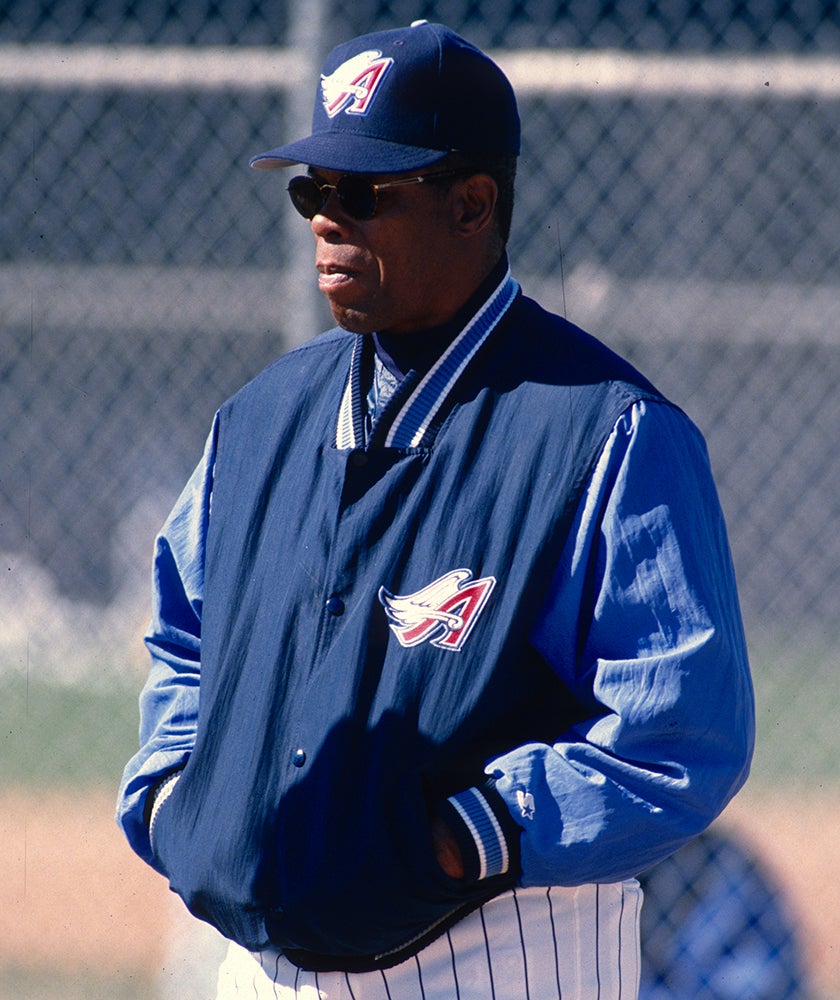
left=148, top=769, right=183, bottom=851
left=436, top=781, right=521, bottom=882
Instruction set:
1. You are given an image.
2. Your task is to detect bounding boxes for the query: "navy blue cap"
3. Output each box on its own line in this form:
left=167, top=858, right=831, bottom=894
left=250, top=21, right=520, bottom=174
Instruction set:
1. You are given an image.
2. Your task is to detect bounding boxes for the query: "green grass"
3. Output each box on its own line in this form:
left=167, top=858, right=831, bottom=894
left=0, top=674, right=141, bottom=789
left=1, top=628, right=837, bottom=793
left=745, top=632, right=839, bottom=789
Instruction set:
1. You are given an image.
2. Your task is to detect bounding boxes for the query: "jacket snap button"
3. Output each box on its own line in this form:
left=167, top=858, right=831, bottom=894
left=292, top=748, right=306, bottom=767
left=325, top=596, right=345, bottom=616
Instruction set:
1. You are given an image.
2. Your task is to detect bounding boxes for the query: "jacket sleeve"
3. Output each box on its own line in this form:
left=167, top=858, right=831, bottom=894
left=443, top=399, right=755, bottom=887
left=115, top=418, right=217, bottom=868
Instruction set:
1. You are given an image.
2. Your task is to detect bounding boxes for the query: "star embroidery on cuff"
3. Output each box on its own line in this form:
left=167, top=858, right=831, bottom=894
left=516, top=789, right=536, bottom=820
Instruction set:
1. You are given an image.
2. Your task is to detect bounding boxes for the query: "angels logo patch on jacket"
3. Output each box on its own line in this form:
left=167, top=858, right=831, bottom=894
left=379, top=569, right=496, bottom=651
left=321, top=50, right=394, bottom=118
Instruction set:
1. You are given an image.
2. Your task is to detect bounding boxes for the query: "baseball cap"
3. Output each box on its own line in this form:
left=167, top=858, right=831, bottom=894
left=249, top=21, right=520, bottom=174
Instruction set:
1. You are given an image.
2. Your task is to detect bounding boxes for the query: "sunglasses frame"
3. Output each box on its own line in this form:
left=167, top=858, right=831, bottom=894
left=286, top=169, right=469, bottom=221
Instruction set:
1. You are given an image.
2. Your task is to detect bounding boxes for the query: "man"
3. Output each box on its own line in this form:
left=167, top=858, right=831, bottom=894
left=117, top=21, right=754, bottom=999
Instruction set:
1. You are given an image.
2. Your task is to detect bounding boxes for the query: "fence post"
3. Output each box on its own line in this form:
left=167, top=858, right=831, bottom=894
left=284, top=0, right=330, bottom=347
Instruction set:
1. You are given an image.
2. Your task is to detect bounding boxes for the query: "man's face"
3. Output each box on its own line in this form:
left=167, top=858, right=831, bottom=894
left=307, top=168, right=466, bottom=335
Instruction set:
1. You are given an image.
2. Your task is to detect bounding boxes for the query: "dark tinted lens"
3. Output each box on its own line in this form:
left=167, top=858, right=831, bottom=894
left=335, top=176, right=378, bottom=220
left=287, top=176, right=325, bottom=219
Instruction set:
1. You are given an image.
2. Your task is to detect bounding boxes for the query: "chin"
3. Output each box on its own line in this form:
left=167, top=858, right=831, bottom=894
left=331, top=308, right=378, bottom=335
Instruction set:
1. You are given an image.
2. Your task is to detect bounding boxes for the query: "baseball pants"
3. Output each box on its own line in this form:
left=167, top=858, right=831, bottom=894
left=215, top=881, right=642, bottom=999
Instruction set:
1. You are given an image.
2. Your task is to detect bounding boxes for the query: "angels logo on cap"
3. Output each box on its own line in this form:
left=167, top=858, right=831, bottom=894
left=249, top=22, right=520, bottom=174
left=321, top=50, right=394, bottom=119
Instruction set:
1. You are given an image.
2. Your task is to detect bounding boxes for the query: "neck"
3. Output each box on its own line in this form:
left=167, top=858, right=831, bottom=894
left=374, top=254, right=509, bottom=380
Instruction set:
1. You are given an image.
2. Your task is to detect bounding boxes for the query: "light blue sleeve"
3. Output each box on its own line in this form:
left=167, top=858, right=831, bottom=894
left=115, top=417, right=217, bottom=866
left=451, top=399, right=755, bottom=887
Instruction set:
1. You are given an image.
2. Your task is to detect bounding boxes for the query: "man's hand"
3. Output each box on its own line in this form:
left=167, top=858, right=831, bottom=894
left=430, top=813, right=465, bottom=879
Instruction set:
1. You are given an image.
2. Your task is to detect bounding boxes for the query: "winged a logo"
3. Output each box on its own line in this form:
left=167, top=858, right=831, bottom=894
left=379, top=569, right=496, bottom=652
left=321, top=50, right=394, bottom=119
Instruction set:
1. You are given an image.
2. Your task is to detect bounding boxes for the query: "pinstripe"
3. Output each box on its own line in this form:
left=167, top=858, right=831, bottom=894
left=511, top=887, right=531, bottom=1000
left=478, top=903, right=497, bottom=1000
left=379, top=967, right=393, bottom=1000
left=445, top=928, right=461, bottom=1000
left=412, top=953, right=427, bottom=1000
left=546, top=887, right=563, bottom=1000
left=272, top=951, right=281, bottom=1000
left=631, top=878, right=643, bottom=996
left=595, top=884, right=602, bottom=999
left=215, top=882, right=641, bottom=999
left=255, top=950, right=277, bottom=1000
left=617, top=884, right=625, bottom=1000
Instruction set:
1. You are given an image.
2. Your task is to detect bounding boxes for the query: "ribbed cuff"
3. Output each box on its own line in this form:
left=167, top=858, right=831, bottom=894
left=148, top=769, right=183, bottom=850
left=436, top=779, right=521, bottom=882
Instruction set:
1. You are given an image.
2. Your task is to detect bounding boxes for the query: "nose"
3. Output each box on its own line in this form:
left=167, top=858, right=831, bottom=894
left=309, top=188, right=353, bottom=238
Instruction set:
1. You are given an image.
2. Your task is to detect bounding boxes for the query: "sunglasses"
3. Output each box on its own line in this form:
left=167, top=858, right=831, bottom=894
left=286, top=169, right=467, bottom=221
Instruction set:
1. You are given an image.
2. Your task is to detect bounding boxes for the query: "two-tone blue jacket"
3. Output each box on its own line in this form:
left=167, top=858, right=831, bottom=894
left=117, top=268, right=754, bottom=971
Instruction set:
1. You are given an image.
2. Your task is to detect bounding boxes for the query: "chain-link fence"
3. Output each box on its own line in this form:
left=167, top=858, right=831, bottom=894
left=2, top=2, right=838, bottom=998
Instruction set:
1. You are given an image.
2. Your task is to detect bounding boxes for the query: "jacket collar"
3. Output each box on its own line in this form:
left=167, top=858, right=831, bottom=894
left=336, top=264, right=520, bottom=450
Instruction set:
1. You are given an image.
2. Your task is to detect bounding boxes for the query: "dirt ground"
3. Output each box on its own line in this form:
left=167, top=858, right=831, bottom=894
left=1, top=787, right=838, bottom=997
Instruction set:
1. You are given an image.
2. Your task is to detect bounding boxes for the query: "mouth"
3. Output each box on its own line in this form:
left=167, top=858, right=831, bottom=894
left=315, top=258, right=378, bottom=331
left=318, top=269, right=353, bottom=290
left=316, top=260, right=363, bottom=294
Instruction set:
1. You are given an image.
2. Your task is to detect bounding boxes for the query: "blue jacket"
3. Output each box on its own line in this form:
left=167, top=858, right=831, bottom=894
left=117, top=272, right=754, bottom=970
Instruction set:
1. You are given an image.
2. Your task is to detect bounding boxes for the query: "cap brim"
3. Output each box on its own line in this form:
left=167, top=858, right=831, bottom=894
left=249, top=134, right=449, bottom=174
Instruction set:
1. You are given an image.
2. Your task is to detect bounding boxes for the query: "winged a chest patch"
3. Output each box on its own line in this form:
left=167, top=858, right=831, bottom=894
left=378, top=569, right=496, bottom=652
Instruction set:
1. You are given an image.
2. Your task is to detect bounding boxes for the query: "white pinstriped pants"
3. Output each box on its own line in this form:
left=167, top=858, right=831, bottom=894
left=215, top=882, right=642, bottom=999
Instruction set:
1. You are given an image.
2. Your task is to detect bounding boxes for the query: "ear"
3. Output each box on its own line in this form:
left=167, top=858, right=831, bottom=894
left=450, top=174, right=498, bottom=238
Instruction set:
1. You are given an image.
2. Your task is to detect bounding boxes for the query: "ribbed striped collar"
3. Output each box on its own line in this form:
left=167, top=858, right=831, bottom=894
left=335, top=268, right=520, bottom=451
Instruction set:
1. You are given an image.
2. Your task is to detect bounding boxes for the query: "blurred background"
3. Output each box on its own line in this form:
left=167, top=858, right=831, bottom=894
left=1, top=1, right=838, bottom=997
